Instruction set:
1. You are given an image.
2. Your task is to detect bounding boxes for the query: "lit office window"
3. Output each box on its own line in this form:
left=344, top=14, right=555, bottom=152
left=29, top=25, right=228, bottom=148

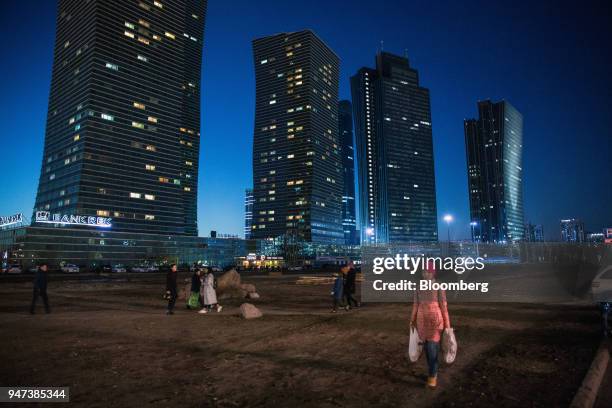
left=144, top=194, right=155, bottom=200
left=133, top=102, right=145, bottom=109
left=130, top=192, right=141, bottom=199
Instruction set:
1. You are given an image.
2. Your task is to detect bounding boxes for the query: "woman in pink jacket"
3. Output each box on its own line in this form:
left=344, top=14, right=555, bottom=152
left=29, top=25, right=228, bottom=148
left=410, top=262, right=451, bottom=388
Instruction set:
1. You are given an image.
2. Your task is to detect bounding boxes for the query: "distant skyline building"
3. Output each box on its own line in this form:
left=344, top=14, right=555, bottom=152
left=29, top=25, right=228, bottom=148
left=351, top=52, right=438, bottom=244
left=33, top=0, right=207, bottom=236
left=465, top=100, right=525, bottom=243
left=338, top=100, right=358, bottom=245
left=244, top=188, right=254, bottom=239
left=525, top=222, right=544, bottom=242
left=251, top=30, right=344, bottom=244
left=560, top=218, right=585, bottom=243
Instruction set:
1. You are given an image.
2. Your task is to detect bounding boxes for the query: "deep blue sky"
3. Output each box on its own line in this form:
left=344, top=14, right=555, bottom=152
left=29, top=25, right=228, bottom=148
left=0, top=0, right=610, bottom=240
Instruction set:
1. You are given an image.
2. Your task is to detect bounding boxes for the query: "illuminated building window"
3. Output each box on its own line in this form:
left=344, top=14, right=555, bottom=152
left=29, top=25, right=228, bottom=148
left=101, top=113, right=114, bottom=121
left=138, top=37, right=150, bottom=45
left=145, top=194, right=155, bottom=200
left=159, top=177, right=169, bottom=183
left=105, top=62, right=119, bottom=71
left=146, top=145, right=156, bottom=151
left=130, top=192, right=141, bottom=199
left=133, top=102, right=145, bottom=109
left=145, top=164, right=156, bottom=171
left=137, top=54, right=148, bottom=62
left=185, top=161, right=193, bottom=166
left=124, top=31, right=135, bottom=38
left=145, top=214, right=155, bottom=220
left=147, top=116, right=158, bottom=123
left=154, top=1, right=163, bottom=8
left=138, top=19, right=150, bottom=27
left=165, top=32, right=175, bottom=39
left=125, top=22, right=135, bottom=29
left=97, top=210, right=110, bottom=216
left=73, top=134, right=80, bottom=141
left=184, top=187, right=191, bottom=191
left=132, top=121, right=145, bottom=129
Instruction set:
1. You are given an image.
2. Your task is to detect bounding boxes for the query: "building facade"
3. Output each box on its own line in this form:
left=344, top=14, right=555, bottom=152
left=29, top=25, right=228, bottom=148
left=338, top=100, right=358, bottom=245
left=525, top=223, right=544, bottom=242
left=33, top=0, right=207, bottom=236
left=465, top=100, right=525, bottom=243
left=351, top=52, right=438, bottom=244
left=560, top=218, right=585, bottom=243
left=244, top=188, right=254, bottom=239
left=251, top=30, right=344, bottom=244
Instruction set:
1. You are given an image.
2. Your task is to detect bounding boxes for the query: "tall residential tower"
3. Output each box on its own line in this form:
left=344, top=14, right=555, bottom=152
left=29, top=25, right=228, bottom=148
left=351, top=52, right=438, bottom=244
left=338, top=100, right=358, bottom=245
left=33, top=0, right=206, bottom=235
left=251, top=30, right=343, bottom=244
left=465, top=100, right=525, bottom=243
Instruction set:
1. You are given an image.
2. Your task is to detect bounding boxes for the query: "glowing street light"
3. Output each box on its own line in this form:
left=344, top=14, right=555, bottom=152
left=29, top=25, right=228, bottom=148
left=443, top=214, right=453, bottom=242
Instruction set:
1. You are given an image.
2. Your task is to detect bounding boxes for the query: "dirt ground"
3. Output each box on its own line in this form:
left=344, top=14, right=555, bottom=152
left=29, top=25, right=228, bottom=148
left=0, top=274, right=604, bottom=408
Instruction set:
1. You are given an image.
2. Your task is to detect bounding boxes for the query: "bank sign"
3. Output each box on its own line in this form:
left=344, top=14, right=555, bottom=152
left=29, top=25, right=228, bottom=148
left=35, top=211, right=112, bottom=228
left=0, top=213, right=23, bottom=227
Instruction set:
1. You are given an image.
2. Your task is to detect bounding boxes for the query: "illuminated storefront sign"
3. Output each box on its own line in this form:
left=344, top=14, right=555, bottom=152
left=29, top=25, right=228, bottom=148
left=35, top=211, right=112, bottom=228
left=0, top=213, right=23, bottom=227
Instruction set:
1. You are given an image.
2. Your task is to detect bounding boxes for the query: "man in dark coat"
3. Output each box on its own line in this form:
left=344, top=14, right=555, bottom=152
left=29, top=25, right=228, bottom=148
left=30, top=263, right=50, bottom=314
left=343, top=262, right=359, bottom=310
left=165, top=264, right=178, bottom=315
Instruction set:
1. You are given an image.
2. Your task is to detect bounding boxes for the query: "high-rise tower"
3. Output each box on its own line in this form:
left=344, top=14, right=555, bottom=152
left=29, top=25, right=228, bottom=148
left=251, top=30, right=343, bottom=244
left=33, top=0, right=206, bottom=235
left=465, top=100, right=525, bottom=243
left=351, top=52, right=438, bottom=244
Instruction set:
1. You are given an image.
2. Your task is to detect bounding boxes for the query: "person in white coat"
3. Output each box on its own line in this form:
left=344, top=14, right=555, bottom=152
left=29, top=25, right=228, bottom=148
left=199, top=268, right=222, bottom=314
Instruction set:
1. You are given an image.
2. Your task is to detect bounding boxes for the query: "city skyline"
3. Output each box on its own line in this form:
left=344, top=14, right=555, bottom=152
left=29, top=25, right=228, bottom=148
left=1, top=0, right=611, bottom=240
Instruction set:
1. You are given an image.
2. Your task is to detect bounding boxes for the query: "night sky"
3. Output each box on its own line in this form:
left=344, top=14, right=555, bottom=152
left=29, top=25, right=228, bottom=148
left=0, top=0, right=610, bottom=240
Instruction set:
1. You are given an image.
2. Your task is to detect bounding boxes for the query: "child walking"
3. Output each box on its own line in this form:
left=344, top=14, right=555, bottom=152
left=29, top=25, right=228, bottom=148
left=331, top=272, right=344, bottom=313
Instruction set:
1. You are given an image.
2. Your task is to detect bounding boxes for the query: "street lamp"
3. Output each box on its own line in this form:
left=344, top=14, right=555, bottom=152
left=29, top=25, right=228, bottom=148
left=470, top=221, right=479, bottom=257
left=443, top=214, right=453, bottom=242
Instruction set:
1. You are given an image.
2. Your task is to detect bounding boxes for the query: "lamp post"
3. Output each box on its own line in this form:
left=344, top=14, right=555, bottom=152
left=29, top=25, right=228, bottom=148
left=470, top=221, right=479, bottom=257
left=443, top=214, right=453, bottom=242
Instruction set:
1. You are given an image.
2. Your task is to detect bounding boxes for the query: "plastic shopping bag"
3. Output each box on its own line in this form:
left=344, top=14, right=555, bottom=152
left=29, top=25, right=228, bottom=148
left=187, top=291, right=200, bottom=309
left=441, top=328, right=457, bottom=364
left=408, top=326, right=423, bottom=362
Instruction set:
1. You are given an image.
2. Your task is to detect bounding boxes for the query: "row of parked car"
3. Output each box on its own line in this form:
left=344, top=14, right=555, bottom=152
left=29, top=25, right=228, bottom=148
left=0, top=263, right=161, bottom=274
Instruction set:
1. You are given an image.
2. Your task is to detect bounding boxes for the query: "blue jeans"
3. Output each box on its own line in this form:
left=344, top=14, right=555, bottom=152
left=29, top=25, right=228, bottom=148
left=425, top=341, right=439, bottom=377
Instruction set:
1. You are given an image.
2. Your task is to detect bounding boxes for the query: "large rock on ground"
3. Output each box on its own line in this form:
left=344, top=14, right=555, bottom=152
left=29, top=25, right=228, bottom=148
left=239, top=303, right=262, bottom=319
left=216, top=269, right=241, bottom=293
left=240, top=283, right=257, bottom=293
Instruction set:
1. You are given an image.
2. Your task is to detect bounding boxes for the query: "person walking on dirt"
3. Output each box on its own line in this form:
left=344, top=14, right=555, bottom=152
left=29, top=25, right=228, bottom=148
left=410, top=262, right=451, bottom=388
left=30, top=262, right=50, bottom=314
left=165, top=264, right=178, bottom=315
left=331, top=272, right=344, bottom=313
left=187, top=269, right=203, bottom=310
left=343, top=262, right=359, bottom=310
left=199, top=268, right=222, bottom=314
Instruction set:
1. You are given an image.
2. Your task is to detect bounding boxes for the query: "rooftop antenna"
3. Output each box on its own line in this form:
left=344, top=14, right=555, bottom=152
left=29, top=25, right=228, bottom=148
left=380, top=40, right=384, bottom=52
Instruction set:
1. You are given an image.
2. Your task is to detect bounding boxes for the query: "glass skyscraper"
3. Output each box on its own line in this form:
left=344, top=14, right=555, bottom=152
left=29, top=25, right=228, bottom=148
left=33, top=0, right=206, bottom=236
left=338, top=100, right=358, bottom=245
left=244, top=188, right=254, bottom=239
left=351, top=52, right=438, bottom=244
left=465, top=100, right=525, bottom=243
left=251, top=30, right=344, bottom=244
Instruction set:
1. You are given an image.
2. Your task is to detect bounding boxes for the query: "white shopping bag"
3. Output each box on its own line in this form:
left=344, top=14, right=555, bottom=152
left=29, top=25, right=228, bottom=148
left=441, top=328, right=457, bottom=364
left=408, top=326, right=423, bottom=362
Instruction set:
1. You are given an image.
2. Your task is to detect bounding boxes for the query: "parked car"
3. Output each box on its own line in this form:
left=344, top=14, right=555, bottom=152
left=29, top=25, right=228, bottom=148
left=7, top=264, right=22, bottom=274
left=112, top=264, right=127, bottom=273
left=592, top=265, right=612, bottom=303
left=61, top=264, right=80, bottom=273
left=130, top=265, right=149, bottom=273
